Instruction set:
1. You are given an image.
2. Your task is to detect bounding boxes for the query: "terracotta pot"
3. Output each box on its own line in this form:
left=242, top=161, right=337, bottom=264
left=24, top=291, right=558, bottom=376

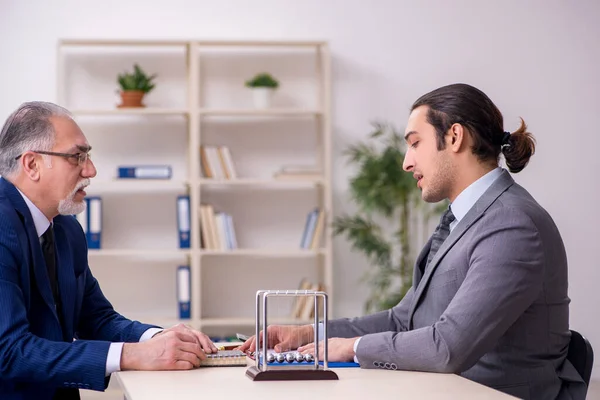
left=118, top=90, right=146, bottom=108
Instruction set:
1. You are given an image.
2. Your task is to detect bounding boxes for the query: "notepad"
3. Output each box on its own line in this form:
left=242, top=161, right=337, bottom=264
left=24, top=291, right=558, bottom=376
left=200, top=350, right=248, bottom=367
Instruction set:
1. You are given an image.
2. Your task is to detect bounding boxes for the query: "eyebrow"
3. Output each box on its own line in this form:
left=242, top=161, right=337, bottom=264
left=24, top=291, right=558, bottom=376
left=404, top=131, right=418, bottom=142
left=71, top=144, right=92, bottom=153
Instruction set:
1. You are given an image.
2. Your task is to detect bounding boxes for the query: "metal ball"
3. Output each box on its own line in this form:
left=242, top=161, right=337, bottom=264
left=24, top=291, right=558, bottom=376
left=276, top=353, right=285, bottom=363
left=285, top=353, right=295, bottom=363
left=295, top=352, right=304, bottom=363
left=304, top=353, right=314, bottom=363
left=266, top=353, right=276, bottom=363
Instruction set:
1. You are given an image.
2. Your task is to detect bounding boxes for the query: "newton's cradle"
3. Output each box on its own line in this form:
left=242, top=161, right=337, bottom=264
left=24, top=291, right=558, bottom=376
left=246, top=289, right=339, bottom=381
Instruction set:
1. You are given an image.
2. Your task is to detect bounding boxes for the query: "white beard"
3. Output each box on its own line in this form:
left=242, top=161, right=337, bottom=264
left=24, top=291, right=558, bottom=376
left=58, top=178, right=90, bottom=216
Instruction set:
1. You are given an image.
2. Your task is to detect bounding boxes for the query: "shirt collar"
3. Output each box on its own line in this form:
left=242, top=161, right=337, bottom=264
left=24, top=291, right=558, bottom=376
left=450, top=167, right=504, bottom=227
left=15, top=187, right=52, bottom=238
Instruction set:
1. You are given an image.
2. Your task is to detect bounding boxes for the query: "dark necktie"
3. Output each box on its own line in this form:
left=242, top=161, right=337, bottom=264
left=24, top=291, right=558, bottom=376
left=422, top=207, right=456, bottom=273
left=42, top=228, right=78, bottom=400
left=41, top=225, right=60, bottom=306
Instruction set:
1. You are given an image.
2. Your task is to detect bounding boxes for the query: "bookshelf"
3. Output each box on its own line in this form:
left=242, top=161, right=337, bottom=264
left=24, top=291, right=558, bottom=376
left=57, top=39, right=332, bottom=336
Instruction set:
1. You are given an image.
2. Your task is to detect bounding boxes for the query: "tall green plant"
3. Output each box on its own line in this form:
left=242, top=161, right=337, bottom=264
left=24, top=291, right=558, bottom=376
left=333, top=121, right=439, bottom=313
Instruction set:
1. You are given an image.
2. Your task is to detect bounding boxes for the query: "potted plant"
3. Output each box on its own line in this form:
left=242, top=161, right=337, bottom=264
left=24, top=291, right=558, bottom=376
left=117, top=64, right=157, bottom=108
left=245, top=72, right=279, bottom=109
left=332, top=121, right=446, bottom=313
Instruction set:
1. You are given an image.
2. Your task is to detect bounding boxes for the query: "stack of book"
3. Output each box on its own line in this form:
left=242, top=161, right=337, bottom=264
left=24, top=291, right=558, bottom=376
left=290, top=278, right=327, bottom=320
left=200, top=145, right=237, bottom=179
left=199, top=204, right=238, bottom=250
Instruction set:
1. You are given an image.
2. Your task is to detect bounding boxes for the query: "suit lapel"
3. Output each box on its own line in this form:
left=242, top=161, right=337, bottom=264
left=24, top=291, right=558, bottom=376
left=408, top=170, right=516, bottom=327
left=54, top=222, right=75, bottom=340
left=0, top=178, right=61, bottom=328
left=412, top=236, right=432, bottom=287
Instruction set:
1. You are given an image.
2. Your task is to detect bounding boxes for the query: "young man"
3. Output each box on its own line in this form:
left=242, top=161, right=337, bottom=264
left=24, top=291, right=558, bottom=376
left=0, top=102, right=218, bottom=400
left=240, top=84, right=584, bottom=399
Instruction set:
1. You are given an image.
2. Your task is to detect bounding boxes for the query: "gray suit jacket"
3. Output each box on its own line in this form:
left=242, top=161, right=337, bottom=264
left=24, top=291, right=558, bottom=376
left=329, top=170, right=585, bottom=399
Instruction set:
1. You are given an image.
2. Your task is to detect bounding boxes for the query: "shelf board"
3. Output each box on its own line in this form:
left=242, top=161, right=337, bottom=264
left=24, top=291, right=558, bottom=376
left=200, top=317, right=313, bottom=327
left=70, top=108, right=189, bottom=116
left=197, top=40, right=326, bottom=47
left=199, top=108, right=321, bottom=117
left=86, top=180, right=189, bottom=193
left=200, top=248, right=324, bottom=257
left=88, top=249, right=192, bottom=257
left=59, top=39, right=190, bottom=47
left=199, top=178, right=323, bottom=188
left=59, top=39, right=325, bottom=48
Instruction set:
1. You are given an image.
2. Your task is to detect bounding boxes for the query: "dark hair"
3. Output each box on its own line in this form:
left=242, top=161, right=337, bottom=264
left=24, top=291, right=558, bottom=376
left=411, top=83, right=535, bottom=173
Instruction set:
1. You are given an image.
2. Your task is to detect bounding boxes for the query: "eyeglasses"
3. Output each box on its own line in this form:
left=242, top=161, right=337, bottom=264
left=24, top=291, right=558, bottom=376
left=15, top=150, right=91, bottom=166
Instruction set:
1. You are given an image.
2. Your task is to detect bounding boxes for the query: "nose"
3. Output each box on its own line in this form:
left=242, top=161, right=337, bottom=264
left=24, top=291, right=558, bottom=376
left=81, top=158, right=97, bottom=178
left=403, top=148, right=414, bottom=172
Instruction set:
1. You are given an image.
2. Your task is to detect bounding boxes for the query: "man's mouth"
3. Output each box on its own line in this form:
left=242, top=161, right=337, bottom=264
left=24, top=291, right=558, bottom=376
left=414, top=174, right=423, bottom=188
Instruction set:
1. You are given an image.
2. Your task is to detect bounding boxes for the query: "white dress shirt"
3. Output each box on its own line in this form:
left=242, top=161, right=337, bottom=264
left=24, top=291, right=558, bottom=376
left=347, top=167, right=504, bottom=364
left=16, top=189, right=161, bottom=376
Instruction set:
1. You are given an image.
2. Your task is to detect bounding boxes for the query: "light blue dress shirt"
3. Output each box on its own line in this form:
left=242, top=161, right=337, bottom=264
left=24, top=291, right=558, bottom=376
left=345, top=167, right=504, bottom=364
left=16, top=189, right=161, bottom=376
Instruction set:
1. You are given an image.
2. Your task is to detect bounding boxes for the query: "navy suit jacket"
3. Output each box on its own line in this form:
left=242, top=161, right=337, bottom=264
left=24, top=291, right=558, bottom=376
left=0, top=178, right=158, bottom=399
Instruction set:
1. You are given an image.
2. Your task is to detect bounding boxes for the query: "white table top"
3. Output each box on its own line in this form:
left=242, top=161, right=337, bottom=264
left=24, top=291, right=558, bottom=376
left=115, top=366, right=516, bottom=399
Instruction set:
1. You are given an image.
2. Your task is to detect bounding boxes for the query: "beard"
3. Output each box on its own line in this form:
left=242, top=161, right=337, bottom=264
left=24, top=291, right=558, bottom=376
left=58, top=178, right=90, bottom=216
left=422, top=152, right=455, bottom=203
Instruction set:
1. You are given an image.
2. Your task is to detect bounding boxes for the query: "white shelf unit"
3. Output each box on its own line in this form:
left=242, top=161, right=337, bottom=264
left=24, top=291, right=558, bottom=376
left=57, top=39, right=332, bottom=336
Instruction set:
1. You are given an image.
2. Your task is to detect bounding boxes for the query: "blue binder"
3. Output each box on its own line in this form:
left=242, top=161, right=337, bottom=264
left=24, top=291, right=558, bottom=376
left=177, top=195, right=190, bottom=248
left=177, top=265, right=191, bottom=319
left=117, top=165, right=172, bottom=179
left=87, top=197, right=102, bottom=249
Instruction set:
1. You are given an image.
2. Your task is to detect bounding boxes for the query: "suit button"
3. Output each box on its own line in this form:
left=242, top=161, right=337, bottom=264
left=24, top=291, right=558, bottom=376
left=63, top=382, right=69, bottom=387
left=373, top=361, right=379, bottom=367
left=384, top=363, right=390, bottom=369
left=84, top=384, right=90, bottom=389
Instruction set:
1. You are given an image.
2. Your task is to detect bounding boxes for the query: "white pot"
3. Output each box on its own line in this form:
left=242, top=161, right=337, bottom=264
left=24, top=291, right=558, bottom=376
left=251, top=87, right=274, bottom=109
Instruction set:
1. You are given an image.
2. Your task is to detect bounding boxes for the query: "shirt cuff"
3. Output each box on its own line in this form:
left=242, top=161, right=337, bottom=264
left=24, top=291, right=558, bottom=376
left=353, top=337, right=361, bottom=364
left=139, top=327, right=163, bottom=342
left=105, top=342, right=124, bottom=376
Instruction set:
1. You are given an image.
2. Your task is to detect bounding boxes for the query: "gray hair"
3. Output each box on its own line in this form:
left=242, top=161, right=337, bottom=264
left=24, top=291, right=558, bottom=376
left=0, top=101, right=72, bottom=177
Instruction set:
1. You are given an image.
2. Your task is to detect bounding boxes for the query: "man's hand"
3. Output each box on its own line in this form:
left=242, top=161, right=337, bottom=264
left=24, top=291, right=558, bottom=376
left=154, top=323, right=218, bottom=354
left=121, top=329, right=207, bottom=371
left=237, top=325, right=314, bottom=353
left=297, top=337, right=359, bottom=362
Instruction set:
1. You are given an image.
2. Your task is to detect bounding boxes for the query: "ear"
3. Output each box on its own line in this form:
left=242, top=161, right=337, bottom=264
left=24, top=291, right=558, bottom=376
left=448, top=123, right=466, bottom=153
left=21, top=152, right=42, bottom=181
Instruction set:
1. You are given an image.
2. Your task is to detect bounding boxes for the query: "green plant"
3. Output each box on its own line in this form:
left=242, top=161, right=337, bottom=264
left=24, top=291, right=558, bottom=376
left=245, top=72, right=279, bottom=89
left=332, top=121, right=445, bottom=313
left=117, top=64, right=157, bottom=93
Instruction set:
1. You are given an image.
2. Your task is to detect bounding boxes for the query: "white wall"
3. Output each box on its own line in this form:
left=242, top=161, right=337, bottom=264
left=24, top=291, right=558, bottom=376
left=1, top=0, right=599, bottom=376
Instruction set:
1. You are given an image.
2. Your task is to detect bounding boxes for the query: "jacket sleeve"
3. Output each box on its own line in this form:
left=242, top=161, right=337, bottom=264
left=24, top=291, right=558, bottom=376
left=0, top=231, right=109, bottom=391
left=355, top=207, right=544, bottom=372
left=328, top=287, right=414, bottom=338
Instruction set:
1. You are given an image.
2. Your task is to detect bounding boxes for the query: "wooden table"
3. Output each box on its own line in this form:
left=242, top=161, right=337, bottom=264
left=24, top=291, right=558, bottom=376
left=115, top=366, right=516, bottom=399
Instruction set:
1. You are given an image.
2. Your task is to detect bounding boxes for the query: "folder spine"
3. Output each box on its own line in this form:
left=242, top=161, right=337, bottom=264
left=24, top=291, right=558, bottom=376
left=117, top=165, right=172, bottom=179
left=177, top=265, right=191, bottom=319
left=177, top=195, right=191, bottom=248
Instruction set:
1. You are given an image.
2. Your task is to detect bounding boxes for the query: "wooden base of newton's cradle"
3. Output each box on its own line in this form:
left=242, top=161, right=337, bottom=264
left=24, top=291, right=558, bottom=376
left=246, top=366, right=339, bottom=381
